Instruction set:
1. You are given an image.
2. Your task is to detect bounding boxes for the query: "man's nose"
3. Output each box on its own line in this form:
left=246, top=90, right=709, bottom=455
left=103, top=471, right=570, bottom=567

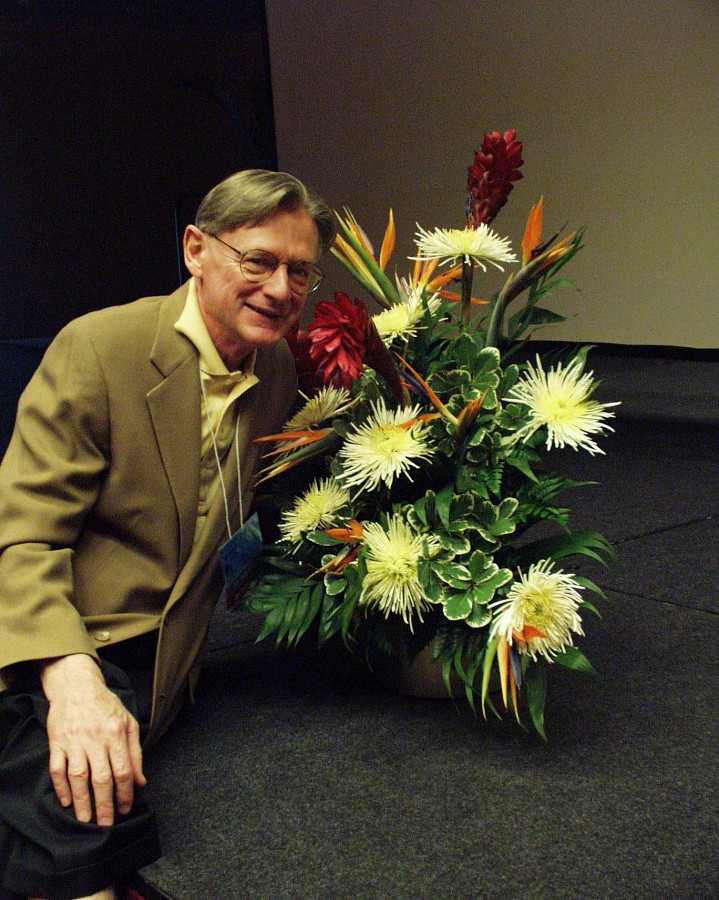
left=263, top=263, right=293, bottom=298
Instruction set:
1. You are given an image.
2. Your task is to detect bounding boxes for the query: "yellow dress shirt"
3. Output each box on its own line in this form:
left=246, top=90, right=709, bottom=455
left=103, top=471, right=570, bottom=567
left=175, top=280, right=258, bottom=543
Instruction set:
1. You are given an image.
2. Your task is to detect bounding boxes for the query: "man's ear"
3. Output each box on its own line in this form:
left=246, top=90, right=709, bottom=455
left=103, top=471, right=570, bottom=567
left=183, top=225, right=206, bottom=277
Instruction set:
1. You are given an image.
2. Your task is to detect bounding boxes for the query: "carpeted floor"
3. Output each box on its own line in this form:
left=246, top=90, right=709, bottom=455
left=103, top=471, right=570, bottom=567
left=141, top=351, right=719, bottom=899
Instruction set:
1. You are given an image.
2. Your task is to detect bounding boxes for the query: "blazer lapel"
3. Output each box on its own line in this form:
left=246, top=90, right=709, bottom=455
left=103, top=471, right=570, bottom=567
left=147, top=284, right=201, bottom=565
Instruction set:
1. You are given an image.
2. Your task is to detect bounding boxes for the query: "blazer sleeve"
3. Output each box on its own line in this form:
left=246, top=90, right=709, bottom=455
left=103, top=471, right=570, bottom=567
left=0, top=320, right=112, bottom=679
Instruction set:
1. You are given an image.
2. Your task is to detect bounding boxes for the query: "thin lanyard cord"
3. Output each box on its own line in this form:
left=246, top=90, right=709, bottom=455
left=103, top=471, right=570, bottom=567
left=200, top=376, right=243, bottom=539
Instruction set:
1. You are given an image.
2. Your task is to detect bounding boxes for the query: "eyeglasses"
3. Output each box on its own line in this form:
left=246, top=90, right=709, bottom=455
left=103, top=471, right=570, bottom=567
left=208, top=234, right=323, bottom=294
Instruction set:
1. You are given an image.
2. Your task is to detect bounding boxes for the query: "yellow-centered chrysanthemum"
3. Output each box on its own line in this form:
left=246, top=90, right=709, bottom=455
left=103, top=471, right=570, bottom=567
left=338, top=399, right=433, bottom=493
left=279, top=478, right=350, bottom=546
left=489, top=559, right=584, bottom=661
left=507, top=355, right=619, bottom=454
left=359, top=514, right=440, bottom=630
left=371, top=290, right=432, bottom=346
left=285, top=385, right=354, bottom=431
left=413, top=223, right=517, bottom=271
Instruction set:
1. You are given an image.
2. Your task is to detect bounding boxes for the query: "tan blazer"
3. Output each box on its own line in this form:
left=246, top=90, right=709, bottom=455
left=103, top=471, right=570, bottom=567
left=0, top=283, right=296, bottom=744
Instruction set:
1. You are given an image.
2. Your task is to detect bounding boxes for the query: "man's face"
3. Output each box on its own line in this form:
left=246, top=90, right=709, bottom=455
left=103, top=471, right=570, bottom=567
left=184, top=206, right=320, bottom=369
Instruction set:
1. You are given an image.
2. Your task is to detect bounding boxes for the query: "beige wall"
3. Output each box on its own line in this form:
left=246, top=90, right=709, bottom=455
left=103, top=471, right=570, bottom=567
left=266, top=0, right=719, bottom=348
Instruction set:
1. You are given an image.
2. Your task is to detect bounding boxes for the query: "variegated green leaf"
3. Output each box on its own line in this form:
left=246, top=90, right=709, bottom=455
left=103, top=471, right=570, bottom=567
left=442, top=592, right=472, bottom=620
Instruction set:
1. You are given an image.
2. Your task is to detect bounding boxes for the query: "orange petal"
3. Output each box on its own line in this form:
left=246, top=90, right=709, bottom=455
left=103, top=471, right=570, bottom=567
left=428, top=262, right=461, bottom=290
left=324, top=520, right=364, bottom=543
left=457, top=390, right=489, bottom=432
left=513, top=624, right=549, bottom=643
left=438, top=290, right=488, bottom=306
left=396, top=354, right=458, bottom=426
left=379, top=208, right=396, bottom=272
left=497, top=637, right=510, bottom=708
left=314, top=544, right=360, bottom=575
left=509, top=664, right=520, bottom=721
left=344, top=207, right=377, bottom=257
left=536, top=232, right=574, bottom=271
left=522, top=196, right=544, bottom=264
left=396, top=412, right=440, bottom=431
left=255, top=427, right=331, bottom=444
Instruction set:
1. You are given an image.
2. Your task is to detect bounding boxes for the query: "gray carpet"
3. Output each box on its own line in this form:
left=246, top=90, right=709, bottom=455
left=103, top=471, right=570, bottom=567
left=141, top=351, right=719, bottom=899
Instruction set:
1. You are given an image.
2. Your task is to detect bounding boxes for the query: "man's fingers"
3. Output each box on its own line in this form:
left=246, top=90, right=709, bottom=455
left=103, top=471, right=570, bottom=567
left=89, top=763, right=116, bottom=826
left=48, top=745, right=73, bottom=808
left=127, top=716, right=147, bottom=789
left=65, top=754, right=95, bottom=823
left=108, top=744, right=137, bottom=817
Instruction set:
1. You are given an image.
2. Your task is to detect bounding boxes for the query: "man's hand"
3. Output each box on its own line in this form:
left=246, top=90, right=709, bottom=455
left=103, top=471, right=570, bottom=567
left=39, top=653, right=146, bottom=827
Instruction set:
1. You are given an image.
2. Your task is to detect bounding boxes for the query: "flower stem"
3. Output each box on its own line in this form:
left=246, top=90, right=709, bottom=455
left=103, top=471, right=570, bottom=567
left=460, top=260, right=474, bottom=328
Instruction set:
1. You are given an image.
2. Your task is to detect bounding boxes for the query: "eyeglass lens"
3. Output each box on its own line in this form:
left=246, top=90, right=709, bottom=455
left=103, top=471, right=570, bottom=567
left=240, top=250, right=321, bottom=292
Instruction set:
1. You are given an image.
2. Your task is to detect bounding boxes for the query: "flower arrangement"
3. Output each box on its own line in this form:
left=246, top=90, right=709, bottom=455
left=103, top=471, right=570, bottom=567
left=244, top=130, right=618, bottom=738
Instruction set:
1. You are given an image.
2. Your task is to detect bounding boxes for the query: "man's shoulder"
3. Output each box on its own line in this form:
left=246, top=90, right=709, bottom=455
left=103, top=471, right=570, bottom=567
left=62, top=287, right=184, bottom=340
left=51, top=287, right=189, bottom=369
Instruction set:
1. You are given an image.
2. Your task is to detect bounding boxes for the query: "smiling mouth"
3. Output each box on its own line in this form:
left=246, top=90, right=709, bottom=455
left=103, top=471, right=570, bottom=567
left=246, top=302, right=284, bottom=321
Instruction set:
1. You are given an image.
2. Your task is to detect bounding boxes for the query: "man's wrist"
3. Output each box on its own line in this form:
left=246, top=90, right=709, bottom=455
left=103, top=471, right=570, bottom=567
left=38, top=653, right=104, bottom=699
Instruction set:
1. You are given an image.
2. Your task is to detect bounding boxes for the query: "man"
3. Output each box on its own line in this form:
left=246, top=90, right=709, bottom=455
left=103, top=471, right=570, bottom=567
left=0, top=170, right=336, bottom=899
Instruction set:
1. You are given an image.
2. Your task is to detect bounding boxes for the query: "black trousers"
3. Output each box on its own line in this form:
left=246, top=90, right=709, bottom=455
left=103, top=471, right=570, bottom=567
left=0, top=646, right=162, bottom=899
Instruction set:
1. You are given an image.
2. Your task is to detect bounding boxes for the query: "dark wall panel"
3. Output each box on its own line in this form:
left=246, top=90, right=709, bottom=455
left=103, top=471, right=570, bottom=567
left=0, top=1, right=276, bottom=338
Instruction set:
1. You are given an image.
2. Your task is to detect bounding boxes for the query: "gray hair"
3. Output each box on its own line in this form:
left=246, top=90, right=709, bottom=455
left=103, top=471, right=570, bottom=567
left=195, top=169, right=336, bottom=256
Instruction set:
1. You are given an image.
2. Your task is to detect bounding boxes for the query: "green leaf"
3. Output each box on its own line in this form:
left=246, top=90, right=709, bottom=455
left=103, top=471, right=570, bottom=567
left=515, top=529, right=617, bottom=568
left=424, top=578, right=446, bottom=604
left=466, top=550, right=490, bottom=579
left=410, top=495, right=429, bottom=529
left=522, top=306, right=567, bottom=326
left=465, top=604, right=492, bottom=628
left=340, top=593, right=359, bottom=642
left=324, top=574, right=348, bottom=596
left=435, top=485, right=454, bottom=529
left=489, top=517, right=517, bottom=537
left=463, top=647, right=486, bottom=710
left=449, top=492, right=475, bottom=521
left=442, top=592, right=472, bottom=620
left=471, top=568, right=514, bottom=602
left=573, top=575, right=609, bottom=603
left=466, top=427, right=487, bottom=448
left=480, top=635, right=500, bottom=720
left=498, top=497, right=519, bottom=519
left=553, top=647, right=600, bottom=678
left=288, top=585, right=323, bottom=646
left=307, top=530, right=343, bottom=547
left=506, top=454, right=539, bottom=482
left=434, top=562, right=472, bottom=589
left=437, top=532, right=471, bottom=554
left=255, top=600, right=288, bottom=643
left=524, top=659, right=548, bottom=740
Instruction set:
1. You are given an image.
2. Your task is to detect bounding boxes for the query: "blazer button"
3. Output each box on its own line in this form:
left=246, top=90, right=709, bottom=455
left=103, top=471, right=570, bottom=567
left=96, top=630, right=111, bottom=642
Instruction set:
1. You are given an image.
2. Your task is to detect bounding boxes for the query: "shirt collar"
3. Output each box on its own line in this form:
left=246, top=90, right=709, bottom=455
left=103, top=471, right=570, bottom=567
left=174, top=279, right=257, bottom=377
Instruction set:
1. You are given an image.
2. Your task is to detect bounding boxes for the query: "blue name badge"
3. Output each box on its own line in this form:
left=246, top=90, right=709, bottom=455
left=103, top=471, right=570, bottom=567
left=219, top=512, right=263, bottom=607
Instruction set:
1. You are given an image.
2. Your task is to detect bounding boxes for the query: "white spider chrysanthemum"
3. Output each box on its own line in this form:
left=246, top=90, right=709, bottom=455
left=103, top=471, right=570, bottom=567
left=278, top=478, right=350, bottom=546
left=372, top=291, right=429, bottom=345
left=507, top=355, right=619, bottom=454
left=395, top=278, right=443, bottom=316
left=359, top=514, right=441, bottom=630
left=489, top=559, right=585, bottom=661
left=413, top=223, right=517, bottom=271
left=338, top=399, right=433, bottom=494
left=285, top=385, right=354, bottom=431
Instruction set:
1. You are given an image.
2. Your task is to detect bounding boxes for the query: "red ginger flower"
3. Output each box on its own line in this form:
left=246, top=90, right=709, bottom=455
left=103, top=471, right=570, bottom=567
left=466, top=129, right=524, bottom=227
left=307, top=291, right=369, bottom=391
left=288, top=292, right=407, bottom=403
